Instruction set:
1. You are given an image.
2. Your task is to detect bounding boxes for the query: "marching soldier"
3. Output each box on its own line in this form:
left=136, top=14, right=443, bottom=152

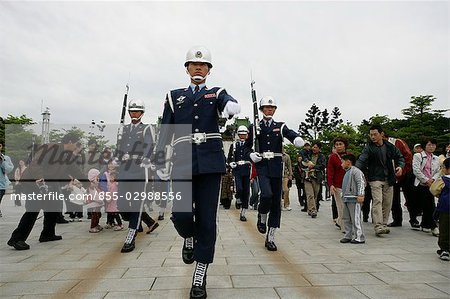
left=227, top=125, right=252, bottom=221
left=156, top=46, right=240, bottom=299
left=247, top=96, right=304, bottom=251
left=117, top=99, right=159, bottom=253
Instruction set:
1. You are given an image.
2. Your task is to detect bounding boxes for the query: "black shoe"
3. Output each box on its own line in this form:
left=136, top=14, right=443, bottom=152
left=137, top=226, right=144, bottom=233
left=240, top=215, right=247, bottom=222
left=340, top=238, right=352, bottom=243
left=121, top=241, right=135, bottom=253
left=410, top=220, right=420, bottom=230
left=257, top=214, right=266, bottom=234
left=158, top=215, right=164, bottom=221
left=182, top=239, right=195, bottom=264
left=7, top=239, right=30, bottom=250
left=350, top=239, right=365, bottom=244
left=265, top=240, right=277, bottom=251
left=363, top=217, right=368, bottom=223
left=39, top=235, right=62, bottom=242
left=387, top=222, right=402, bottom=227
left=301, top=207, right=307, bottom=212
left=146, top=222, right=160, bottom=234
left=56, top=218, right=69, bottom=224
left=190, top=284, right=207, bottom=299
left=235, top=203, right=241, bottom=209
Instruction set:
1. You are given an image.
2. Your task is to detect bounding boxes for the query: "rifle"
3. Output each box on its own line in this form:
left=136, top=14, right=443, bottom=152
left=251, top=77, right=260, bottom=153
left=116, top=84, right=129, bottom=152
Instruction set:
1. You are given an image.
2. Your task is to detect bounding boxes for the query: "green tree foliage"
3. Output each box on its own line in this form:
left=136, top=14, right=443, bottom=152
left=299, top=103, right=322, bottom=140
left=50, top=127, right=110, bottom=151
left=0, top=115, right=37, bottom=165
left=299, top=104, right=345, bottom=142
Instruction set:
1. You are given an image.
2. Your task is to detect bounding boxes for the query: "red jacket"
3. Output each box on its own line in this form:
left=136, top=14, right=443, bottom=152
left=388, top=137, right=412, bottom=181
left=327, top=151, right=350, bottom=189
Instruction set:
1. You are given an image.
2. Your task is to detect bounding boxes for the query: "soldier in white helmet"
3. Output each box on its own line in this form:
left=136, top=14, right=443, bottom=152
left=116, top=99, right=159, bottom=253
left=227, top=125, right=252, bottom=221
left=247, top=96, right=304, bottom=251
left=155, top=46, right=240, bottom=299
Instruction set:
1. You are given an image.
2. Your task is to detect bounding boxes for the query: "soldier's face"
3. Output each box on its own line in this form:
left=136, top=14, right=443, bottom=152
left=238, top=134, right=247, bottom=140
left=262, top=106, right=276, bottom=117
left=187, top=62, right=210, bottom=80
left=129, top=111, right=143, bottom=123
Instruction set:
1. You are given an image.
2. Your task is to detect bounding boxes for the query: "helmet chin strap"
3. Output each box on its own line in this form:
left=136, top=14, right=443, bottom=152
left=262, top=114, right=273, bottom=120
left=187, top=69, right=210, bottom=83
left=130, top=114, right=143, bottom=122
left=191, top=75, right=206, bottom=82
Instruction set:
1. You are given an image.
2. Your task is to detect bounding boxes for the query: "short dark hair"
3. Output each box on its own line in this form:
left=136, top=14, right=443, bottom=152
left=88, top=139, right=98, bottom=146
left=369, top=124, right=383, bottom=133
left=61, top=132, right=81, bottom=145
left=341, top=153, right=356, bottom=165
left=444, top=157, right=450, bottom=170
left=420, top=137, right=437, bottom=149
left=312, top=141, right=322, bottom=149
left=333, top=137, right=348, bottom=148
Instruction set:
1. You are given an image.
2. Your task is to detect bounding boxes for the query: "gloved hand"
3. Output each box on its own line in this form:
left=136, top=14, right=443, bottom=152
left=140, top=158, right=155, bottom=171
left=156, top=168, right=171, bottom=181
left=223, top=101, right=241, bottom=118
left=229, top=162, right=237, bottom=169
left=293, top=137, right=305, bottom=148
left=250, top=152, right=262, bottom=163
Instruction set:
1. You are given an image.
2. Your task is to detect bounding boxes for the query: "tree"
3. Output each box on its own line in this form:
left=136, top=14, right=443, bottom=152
left=330, top=107, right=343, bottom=129
left=299, top=103, right=321, bottom=140
left=0, top=115, right=37, bottom=165
left=401, top=95, right=435, bottom=118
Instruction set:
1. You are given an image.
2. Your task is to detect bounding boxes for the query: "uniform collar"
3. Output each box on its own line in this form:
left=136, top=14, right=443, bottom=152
left=190, top=83, right=206, bottom=93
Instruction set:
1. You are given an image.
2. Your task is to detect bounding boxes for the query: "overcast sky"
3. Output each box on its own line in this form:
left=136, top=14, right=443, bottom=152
left=1, top=1, right=448, bottom=136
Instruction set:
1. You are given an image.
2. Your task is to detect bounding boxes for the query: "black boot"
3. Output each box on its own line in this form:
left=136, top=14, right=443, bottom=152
left=240, top=208, right=247, bottom=221
left=121, top=229, right=136, bottom=253
left=265, top=227, right=277, bottom=251
left=190, top=262, right=208, bottom=299
left=182, top=237, right=195, bottom=264
left=257, top=213, right=267, bottom=234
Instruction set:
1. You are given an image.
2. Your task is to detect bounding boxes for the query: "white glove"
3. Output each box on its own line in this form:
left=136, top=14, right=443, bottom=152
left=250, top=152, right=262, bottom=163
left=156, top=168, right=171, bottom=181
left=229, top=162, right=237, bottom=169
left=140, top=158, right=155, bottom=170
left=223, top=101, right=241, bottom=118
left=293, top=137, right=305, bottom=148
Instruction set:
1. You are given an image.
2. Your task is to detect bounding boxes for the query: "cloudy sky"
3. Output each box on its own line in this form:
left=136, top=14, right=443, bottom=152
left=1, top=1, right=448, bottom=135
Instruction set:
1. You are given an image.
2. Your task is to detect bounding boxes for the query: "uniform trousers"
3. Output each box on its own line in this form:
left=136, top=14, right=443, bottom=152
left=257, top=175, right=282, bottom=228
left=171, top=173, right=221, bottom=264
left=234, top=174, right=250, bottom=209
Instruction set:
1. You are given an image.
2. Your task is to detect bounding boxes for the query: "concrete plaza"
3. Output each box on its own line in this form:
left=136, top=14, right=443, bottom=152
left=0, top=190, right=449, bottom=299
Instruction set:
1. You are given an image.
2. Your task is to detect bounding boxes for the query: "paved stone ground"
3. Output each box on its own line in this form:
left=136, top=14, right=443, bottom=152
left=0, top=189, right=449, bottom=299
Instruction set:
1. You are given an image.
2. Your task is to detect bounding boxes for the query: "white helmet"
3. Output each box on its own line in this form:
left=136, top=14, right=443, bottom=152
left=128, top=99, right=145, bottom=121
left=237, top=125, right=249, bottom=135
left=259, top=96, right=277, bottom=119
left=128, top=99, right=145, bottom=112
left=184, top=46, right=213, bottom=68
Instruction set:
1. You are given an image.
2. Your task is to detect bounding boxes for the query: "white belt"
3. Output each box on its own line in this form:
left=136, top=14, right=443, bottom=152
left=261, top=151, right=282, bottom=159
left=173, top=133, right=222, bottom=145
left=237, top=160, right=251, bottom=166
left=122, top=154, right=144, bottom=161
